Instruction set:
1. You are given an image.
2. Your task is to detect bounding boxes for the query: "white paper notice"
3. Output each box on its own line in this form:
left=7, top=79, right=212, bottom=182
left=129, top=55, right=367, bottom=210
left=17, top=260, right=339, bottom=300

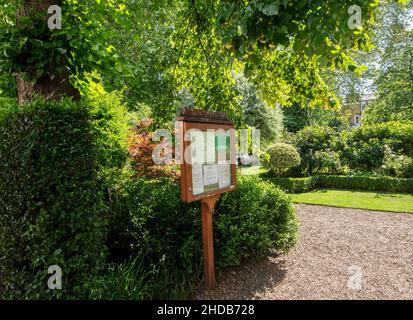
left=203, top=164, right=218, bottom=186
left=189, top=130, right=205, bottom=164
left=192, top=164, right=204, bottom=195
left=205, top=131, right=216, bottom=164
left=218, top=164, right=231, bottom=189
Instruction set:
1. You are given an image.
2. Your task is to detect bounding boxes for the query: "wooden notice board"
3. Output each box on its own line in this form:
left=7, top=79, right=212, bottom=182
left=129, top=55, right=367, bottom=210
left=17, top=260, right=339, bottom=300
left=177, top=108, right=237, bottom=289
left=177, top=108, right=237, bottom=203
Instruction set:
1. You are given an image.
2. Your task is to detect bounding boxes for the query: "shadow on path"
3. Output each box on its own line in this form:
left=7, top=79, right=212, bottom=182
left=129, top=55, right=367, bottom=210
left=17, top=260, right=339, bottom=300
left=194, top=255, right=287, bottom=299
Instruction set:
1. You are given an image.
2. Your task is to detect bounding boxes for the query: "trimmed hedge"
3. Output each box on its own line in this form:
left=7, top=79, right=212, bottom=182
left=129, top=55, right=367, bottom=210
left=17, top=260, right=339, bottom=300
left=317, top=175, right=413, bottom=193
left=264, top=175, right=413, bottom=194
left=262, top=176, right=316, bottom=193
left=0, top=99, right=107, bottom=299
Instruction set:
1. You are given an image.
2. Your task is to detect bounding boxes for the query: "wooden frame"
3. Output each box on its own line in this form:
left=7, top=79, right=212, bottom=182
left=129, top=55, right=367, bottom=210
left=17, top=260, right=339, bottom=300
left=178, top=113, right=237, bottom=203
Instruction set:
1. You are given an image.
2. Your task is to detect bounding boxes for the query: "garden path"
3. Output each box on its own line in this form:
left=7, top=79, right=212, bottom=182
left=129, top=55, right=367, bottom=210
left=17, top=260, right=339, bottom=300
left=195, top=204, right=413, bottom=299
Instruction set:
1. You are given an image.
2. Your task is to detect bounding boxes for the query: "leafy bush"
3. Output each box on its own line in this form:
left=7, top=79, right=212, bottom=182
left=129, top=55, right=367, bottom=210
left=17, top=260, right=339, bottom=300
left=215, top=175, right=298, bottom=267
left=317, top=175, right=413, bottom=193
left=104, top=174, right=298, bottom=298
left=376, top=146, right=413, bottom=178
left=128, top=119, right=178, bottom=180
left=262, top=177, right=316, bottom=193
left=289, top=125, right=337, bottom=175
left=77, top=74, right=130, bottom=187
left=340, top=121, right=413, bottom=172
left=0, top=99, right=107, bottom=299
left=313, top=150, right=342, bottom=174
left=263, top=143, right=301, bottom=176
left=264, top=175, right=413, bottom=194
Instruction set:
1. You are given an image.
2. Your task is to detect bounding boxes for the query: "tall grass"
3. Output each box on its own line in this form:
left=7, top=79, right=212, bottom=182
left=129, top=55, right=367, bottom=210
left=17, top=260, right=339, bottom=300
left=88, top=256, right=201, bottom=300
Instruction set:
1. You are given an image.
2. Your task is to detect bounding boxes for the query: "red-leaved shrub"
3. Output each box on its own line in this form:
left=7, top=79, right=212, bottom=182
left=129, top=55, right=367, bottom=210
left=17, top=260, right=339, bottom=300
left=128, top=119, right=178, bottom=180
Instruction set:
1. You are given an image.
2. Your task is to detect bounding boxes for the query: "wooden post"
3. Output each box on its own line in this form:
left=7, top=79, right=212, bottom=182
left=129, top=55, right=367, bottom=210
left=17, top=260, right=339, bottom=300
left=200, top=194, right=220, bottom=290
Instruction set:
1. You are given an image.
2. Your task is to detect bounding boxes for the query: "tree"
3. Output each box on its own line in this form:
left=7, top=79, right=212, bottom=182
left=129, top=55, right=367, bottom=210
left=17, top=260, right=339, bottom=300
left=0, top=0, right=129, bottom=104
left=235, top=73, right=283, bottom=144
left=363, top=29, right=413, bottom=123
left=330, top=1, right=413, bottom=124
left=283, top=103, right=349, bottom=133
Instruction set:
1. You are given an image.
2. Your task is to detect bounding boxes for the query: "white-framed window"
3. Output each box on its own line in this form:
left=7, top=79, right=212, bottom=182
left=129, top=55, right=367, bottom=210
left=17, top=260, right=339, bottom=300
left=360, top=101, right=367, bottom=112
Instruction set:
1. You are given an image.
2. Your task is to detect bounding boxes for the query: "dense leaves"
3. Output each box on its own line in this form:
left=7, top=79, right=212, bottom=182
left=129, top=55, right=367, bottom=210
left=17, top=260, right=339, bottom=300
left=288, top=125, right=339, bottom=176
left=263, top=142, right=301, bottom=176
left=0, top=99, right=107, bottom=299
left=105, top=174, right=298, bottom=298
left=265, top=175, right=413, bottom=194
left=340, top=121, right=413, bottom=171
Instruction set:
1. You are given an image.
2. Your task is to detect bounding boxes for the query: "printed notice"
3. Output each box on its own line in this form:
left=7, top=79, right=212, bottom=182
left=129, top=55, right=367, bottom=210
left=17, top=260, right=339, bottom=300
left=205, top=131, right=216, bottom=164
left=203, top=164, right=218, bottom=187
left=192, top=164, right=204, bottom=195
left=218, top=164, right=231, bottom=189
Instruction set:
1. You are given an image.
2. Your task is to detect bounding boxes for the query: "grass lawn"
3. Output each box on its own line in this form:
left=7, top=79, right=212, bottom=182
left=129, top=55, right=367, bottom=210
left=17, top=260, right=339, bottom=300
left=291, top=189, right=413, bottom=213
left=238, top=165, right=268, bottom=176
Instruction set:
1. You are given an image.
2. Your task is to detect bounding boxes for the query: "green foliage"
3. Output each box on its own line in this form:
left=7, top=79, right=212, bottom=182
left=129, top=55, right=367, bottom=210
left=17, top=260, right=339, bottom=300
left=76, top=73, right=129, bottom=187
left=362, top=27, right=413, bottom=123
left=105, top=0, right=176, bottom=121
left=289, top=125, right=338, bottom=175
left=0, top=0, right=131, bottom=84
left=340, top=121, right=413, bottom=171
left=88, top=256, right=197, bottom=300
left=214, top=0, right=380, bottom=69
left=282, top=104, right=309, bottom=133
left=262, top=177, right=317, bottom=193
left=107, top=177, right=201, bottom=273
left=215, top=175, right=299, bottom=268
left=105, top=174, right=298, bottom=298
left=171, top=4, right=244, bottom=127
left=0, top=99, right=107, bottom=299
left=263, top=143, right=301, bottom=176
left=376, top=146, right=413, bottom=178
left=235, top=73, right=283, bottom=144
left=265, top=175, right=413, bottom=194
left=318, top=175, right=413, bottom=193
left=313, top=150, right=342, bottom=174
left=282, top=103, right=348, bottom=133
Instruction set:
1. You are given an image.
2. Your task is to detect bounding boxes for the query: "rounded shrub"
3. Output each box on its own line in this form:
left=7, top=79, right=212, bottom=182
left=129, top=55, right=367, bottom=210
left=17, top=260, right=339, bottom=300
left=0, top=99, right=107, bottom=299
left=264, top=142, right=301, bottom=176
left=215, top=174, right=299, bottom=267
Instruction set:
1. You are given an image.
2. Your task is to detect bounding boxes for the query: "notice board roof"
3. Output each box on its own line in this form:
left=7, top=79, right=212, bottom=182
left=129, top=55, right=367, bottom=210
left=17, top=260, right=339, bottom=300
left=176, top=107, right=233, bottom=125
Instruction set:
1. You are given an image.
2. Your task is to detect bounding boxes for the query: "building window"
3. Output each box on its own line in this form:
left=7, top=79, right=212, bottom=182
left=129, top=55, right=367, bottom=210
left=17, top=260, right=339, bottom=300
left=355, top=115, right=360, bottom=125
left=360, top=101, right=367, bottom=112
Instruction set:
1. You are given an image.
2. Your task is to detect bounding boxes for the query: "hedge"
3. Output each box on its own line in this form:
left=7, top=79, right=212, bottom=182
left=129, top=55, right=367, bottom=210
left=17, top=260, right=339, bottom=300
left=0, top=99, right=107, bottom=299
left=262, top=176, right=316, bottom=193
left=263, top=175, right=413, bottom=194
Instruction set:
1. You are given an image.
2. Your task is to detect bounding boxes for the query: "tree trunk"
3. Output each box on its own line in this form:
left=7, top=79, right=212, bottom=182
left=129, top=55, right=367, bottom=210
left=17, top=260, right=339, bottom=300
left=16, top=0, right=80, bottom=105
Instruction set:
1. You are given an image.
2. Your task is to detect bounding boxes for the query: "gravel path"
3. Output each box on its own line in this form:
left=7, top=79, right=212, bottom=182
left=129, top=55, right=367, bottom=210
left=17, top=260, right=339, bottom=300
left=195, top=204, right=413, bottom=300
